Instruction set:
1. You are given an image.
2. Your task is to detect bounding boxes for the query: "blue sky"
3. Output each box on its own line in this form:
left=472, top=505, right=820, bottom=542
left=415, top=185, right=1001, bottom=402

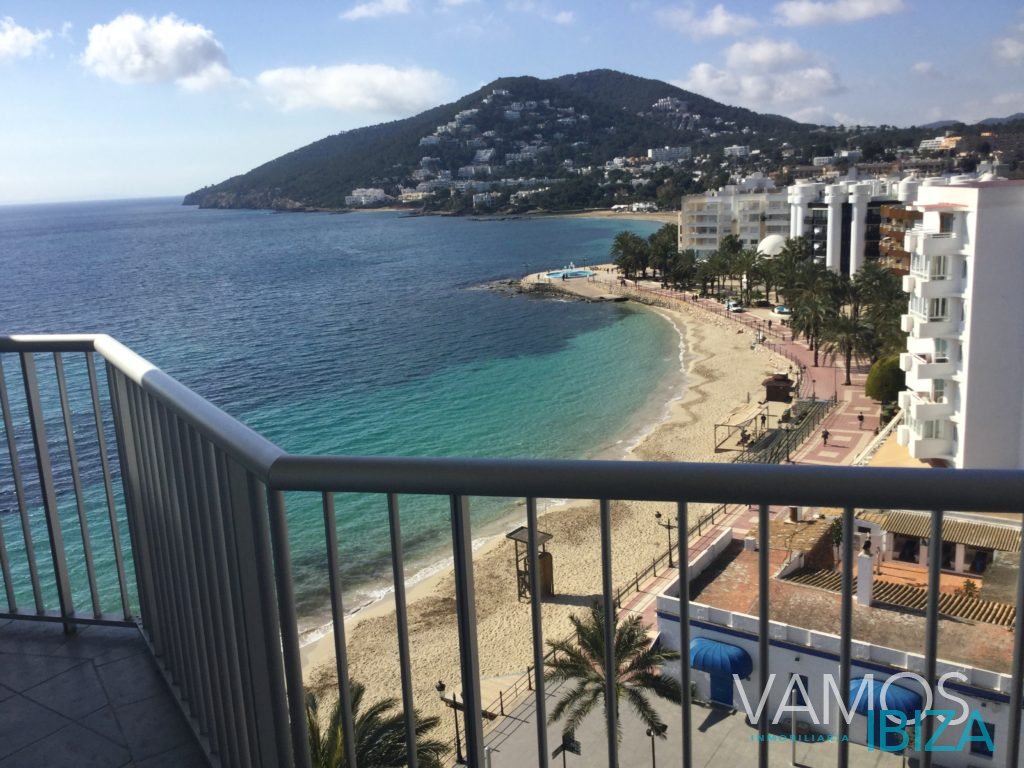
left=2, top=0, right=1022, bottom=204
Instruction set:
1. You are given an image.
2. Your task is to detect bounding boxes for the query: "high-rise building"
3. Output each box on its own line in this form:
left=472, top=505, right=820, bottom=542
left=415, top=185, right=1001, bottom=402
left=897, top=178, right=1024, bottom=469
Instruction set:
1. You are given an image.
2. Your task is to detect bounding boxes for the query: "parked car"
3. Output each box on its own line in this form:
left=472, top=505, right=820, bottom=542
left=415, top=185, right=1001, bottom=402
left=726, top=300, right=745, bottom=313
left=772, top=304, right=791, bottom=315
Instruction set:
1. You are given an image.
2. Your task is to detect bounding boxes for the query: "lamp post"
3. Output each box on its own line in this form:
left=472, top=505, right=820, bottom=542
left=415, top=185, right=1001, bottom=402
left=436, top=680, right=464, bottom=765
left=646, top=723, right=667, bottom=767
left=654, top=511, right=676, bottom=568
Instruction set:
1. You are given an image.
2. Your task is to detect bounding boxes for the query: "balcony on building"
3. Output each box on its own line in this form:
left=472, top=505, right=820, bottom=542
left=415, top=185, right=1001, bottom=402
left=905, top=227, right=960, bottom=259
left=0, top=334, right=1022, bottom=768
left=900, top=351, right=956, bottom=389
left=898, top=389, right=954, bottom=421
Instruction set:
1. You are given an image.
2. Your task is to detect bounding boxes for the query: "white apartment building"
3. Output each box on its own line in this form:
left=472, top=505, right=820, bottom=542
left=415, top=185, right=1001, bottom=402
left=648, top=146, right=691, bottom=162
left=679, top=175, right=789, bottom=258
left=896, top=178, right=1024, bottom=469
left=788, top=177, right=903, bottom=277
left=344, top=188, right=392, bottom=207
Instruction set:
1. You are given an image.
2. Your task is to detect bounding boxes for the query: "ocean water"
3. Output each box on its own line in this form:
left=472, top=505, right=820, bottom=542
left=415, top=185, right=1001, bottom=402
left=0, top=199, right=683, bottom=626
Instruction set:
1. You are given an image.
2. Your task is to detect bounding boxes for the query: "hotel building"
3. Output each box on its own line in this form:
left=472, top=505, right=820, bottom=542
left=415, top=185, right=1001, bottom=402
left=896, top=178, right=1024, bottom=469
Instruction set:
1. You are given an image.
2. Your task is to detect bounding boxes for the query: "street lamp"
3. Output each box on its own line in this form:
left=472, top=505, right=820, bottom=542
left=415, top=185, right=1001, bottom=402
left=654, top=511, right=677, bottom=568
left=645, top=723, right=667, bottom=767
left=435, top=680, right=464, bottom=765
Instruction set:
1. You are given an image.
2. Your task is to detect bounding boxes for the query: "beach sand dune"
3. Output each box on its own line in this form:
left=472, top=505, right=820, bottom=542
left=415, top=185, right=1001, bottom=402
left=302, top=278, right=787, bottom=746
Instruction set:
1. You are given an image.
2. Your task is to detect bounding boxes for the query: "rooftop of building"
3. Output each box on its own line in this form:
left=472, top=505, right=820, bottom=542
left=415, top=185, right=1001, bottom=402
left=682, top=522, right=1016, bottom=677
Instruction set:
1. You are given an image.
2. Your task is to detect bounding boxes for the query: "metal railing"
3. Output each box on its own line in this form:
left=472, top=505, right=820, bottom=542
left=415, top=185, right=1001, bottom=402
left=1, top=334, right=1023, bottom=768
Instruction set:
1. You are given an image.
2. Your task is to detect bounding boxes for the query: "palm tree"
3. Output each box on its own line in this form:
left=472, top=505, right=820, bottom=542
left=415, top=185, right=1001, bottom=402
left=821, top=314, right=874, bottom=385
left=610, top=231, right=649, bottom=280
left=788, top=263, right=836, bottom=366
left=648, top=224, right=679, bottom=287
left=545, top=602, right=681, bottom=742
left=306, top=680, right=446, bottom=768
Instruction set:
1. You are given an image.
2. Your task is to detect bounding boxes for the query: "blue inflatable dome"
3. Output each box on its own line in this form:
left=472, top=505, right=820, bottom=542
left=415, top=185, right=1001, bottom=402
left=689, top=637, right=753, bottom=678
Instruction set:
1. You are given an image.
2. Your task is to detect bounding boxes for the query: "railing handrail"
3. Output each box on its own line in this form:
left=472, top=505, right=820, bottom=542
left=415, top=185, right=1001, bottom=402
left=267, top=454, right=1024, bottom=512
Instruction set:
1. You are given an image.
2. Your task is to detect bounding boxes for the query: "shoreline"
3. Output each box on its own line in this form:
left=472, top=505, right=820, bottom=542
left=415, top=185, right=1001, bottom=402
left=302, top=269, right=787, bottom=741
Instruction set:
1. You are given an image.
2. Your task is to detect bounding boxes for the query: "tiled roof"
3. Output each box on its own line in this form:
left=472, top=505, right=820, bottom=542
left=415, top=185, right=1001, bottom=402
left=857, top=510, right=1021, bottom=553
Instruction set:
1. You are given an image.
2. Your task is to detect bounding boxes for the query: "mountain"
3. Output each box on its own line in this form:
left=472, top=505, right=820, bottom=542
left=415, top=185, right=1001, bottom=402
left=978, top=112, right=1024, bottom=126
left=919, top=119, right=959, bottom=130
left=183, top=69, right=812, bottom=211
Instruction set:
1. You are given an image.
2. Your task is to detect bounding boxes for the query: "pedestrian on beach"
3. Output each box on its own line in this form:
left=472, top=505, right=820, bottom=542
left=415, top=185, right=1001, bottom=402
left=821, top=429, right=830, bottom=446
left=857, top=413, right=864, bottom=429
left=760, top=413, right=767, bottom=430
left=767, top=319, right=772, bottom=331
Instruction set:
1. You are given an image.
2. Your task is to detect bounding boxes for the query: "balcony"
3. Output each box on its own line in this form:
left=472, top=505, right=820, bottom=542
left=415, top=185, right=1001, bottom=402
left=903, top=312, right=956, bottom=339
left=900, top=352, right=956, bottom=389
left=0, top=335, right=1022, bottom=768
left=898, top=390, right=954, bottom=421
left=906, top=229, right=960, bottom=259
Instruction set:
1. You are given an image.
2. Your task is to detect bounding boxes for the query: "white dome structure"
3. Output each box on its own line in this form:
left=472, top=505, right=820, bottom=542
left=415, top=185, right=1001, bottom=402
left=757, top=234, right=787, bottom=257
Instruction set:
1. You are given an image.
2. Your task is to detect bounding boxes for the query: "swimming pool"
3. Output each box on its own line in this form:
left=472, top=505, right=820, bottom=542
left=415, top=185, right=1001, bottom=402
left=546, top=269, right=595, bottom=278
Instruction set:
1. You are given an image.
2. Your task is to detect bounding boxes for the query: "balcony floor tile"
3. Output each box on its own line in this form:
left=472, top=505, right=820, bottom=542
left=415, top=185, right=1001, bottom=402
left=24, top=660, right=109, bottom=720
left=0, top=722, right=130, bottom=768
left=0, top=621, right=206, bottom=767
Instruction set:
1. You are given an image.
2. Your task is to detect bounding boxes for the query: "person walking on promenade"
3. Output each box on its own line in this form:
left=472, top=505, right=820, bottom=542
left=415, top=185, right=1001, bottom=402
left=821, top=429, right=830, bottom=446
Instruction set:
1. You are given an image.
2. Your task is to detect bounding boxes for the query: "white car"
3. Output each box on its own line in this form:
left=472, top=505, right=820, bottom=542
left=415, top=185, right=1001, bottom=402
left=726, top=300, right=745, bottom=312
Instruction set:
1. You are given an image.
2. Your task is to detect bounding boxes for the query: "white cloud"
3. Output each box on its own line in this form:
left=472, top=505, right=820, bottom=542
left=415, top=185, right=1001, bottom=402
left=774, top=0, right=905, bottom=26
left=911, top=60, right=935, bottom=75
left=82, top=14, right=235, bottom=91
left=59, top=21, right=73, bottom=41
left=994, top=35, right=1024, bottom=62
left=256, top=64, right=452, bottom=113
left=507, top=1, right=575, bottom=25
left=679, top=39, right=842, bottom=111
left=725, top=38, right=806, bottom=71
left=657, top=3, right=757, bottom=38
left=993, top=91, right=1023, bottom=106
left=0, top=16, right=51, bottom=60
left=438, top=0, right=478, bottom=6
left=341, top=0, right=411, bottom=20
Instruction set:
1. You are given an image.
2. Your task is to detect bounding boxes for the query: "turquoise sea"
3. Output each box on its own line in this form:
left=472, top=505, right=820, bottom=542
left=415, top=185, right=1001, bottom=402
left=0, top=199, right=683, bottom=628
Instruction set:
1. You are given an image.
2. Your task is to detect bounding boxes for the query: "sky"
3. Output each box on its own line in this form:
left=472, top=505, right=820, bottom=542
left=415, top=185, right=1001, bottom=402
left=1, top=0, right=1023, bottom=204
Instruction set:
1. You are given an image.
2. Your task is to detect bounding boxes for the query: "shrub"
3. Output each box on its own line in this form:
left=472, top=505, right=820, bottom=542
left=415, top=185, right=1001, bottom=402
left=865, top=354, right=905, bottom=403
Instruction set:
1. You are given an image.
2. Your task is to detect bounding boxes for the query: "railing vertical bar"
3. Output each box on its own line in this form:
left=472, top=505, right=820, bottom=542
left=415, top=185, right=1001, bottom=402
left=54, top=352, right=102, bottom=617
left=87, top=353, right=131, bottom=619
left=837, top=506, right=854, bottom=768
left=187, top=430, right=239, bottom=767
left=450, top=494, right=485, bottom=766
left=525, top=497, right=549, bottom=768
left=386, top=492, right=419, bottom=768
left=212, top=449, right=259, bottom=766
left=19, top=351, right=75, bottom=624
left=0, top=356, right=43, bottom=613
left=1006, top=529, right=1024, bottom=768
left=134, top=386, right=187, bottom=687
left=148, top=398, right=199, bottom=706
left=677, top=500, right=692, bottom=768
left=165, top=411, right=216, bottom=747
left=251, top=484, right=301, bottom=768
left=0, top=484, right=14, bottom=610
left=921, top=509, right=943, bottom=768
left=107, top=368, right=155, bottom=638
left=323, top=492, right=358, bottom=768
left=757, top=503, right=769, bottom=768
left=600, top=498, right=618, bottom=768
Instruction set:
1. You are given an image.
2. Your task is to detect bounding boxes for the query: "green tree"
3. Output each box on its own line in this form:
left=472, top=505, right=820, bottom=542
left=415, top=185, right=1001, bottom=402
left=821, top=314, right=874, bottom=386
left=610, top=231, right=650, bottom=279
left=648, top=224, right=680, bottom=287
left=788, top=263, right=836, bottom=366
left=668, top=248, right=697, bottom=290
left=864, top=354, right=905, bottom=403
left=545, top=602, right=681, bottom=742
left=306, top=681, right=446, bottom=768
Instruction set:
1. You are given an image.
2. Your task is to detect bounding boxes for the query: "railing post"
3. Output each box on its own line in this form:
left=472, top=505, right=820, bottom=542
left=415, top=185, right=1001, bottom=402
left=600, top=499, right=618, bottom=768
left=19, top=352, right=75, bottom=627
left=450, top=495, right=485, bottom=767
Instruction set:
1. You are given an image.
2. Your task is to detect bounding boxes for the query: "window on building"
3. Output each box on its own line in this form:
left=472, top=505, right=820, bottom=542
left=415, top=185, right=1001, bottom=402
left=928, top=298, right=948, bottom=321
left=970, top=720, right=995, bottom=757
left=939, top=212, right=955, bottom=233
left=934, top=339, right=949, bottom=362
left=933, top=379, right=945, bottom=402
left=930, top=254, right=948, bottom=279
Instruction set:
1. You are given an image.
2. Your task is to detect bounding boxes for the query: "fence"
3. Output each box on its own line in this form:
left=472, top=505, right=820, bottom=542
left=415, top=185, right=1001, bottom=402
left=2, top=335, right=1022, bottom=768
left=732, top=397, right=837, bottom=465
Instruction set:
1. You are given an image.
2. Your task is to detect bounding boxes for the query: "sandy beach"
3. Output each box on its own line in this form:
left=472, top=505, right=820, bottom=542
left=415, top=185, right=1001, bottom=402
left=301, top=267, right=787, bottom=742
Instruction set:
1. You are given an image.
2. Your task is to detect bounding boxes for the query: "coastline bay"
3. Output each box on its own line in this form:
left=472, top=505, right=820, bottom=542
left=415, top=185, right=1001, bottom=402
left=0, top=199, right=681, bottom=624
